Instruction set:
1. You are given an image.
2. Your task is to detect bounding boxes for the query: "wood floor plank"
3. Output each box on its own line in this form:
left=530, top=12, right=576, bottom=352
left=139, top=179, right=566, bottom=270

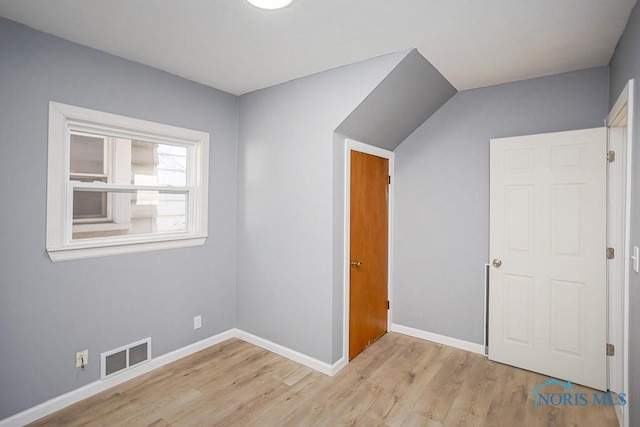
left=361, top=384, right=400, bottom=423
left=237, top=371, right=325, bottom=425
left=524, top=370, right=569, bottom=427
left=484, top=363, right=530, bottom=427
left=320, top=382, right=385, bottom=426
left=402, top=349, right=477, bottom=424
left=400, top=412, right=444, bottom=427
left=276, top=368, right=371, bottom=425
left=442, top=354, right=502, bottom=426
left=205, top=376, right=289, bottom=426
left=383, top=344, right=457, bottom=427
left=145, top=419, right=171, bottom=427
left=281, top=365, right=315, bottom=386
left=29, top=334, right=619, bottom=427
left=170, top=352, right=291, bottom=426
left=121, top=387, right=203, bottom=426
left=365, top=334, right=439, bottom=391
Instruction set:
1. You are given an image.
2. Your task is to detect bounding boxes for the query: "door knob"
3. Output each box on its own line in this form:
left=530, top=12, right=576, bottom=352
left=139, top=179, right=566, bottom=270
left=351, top=261, right=362, bottom=268
left=492, top=258, right=502, bottom=268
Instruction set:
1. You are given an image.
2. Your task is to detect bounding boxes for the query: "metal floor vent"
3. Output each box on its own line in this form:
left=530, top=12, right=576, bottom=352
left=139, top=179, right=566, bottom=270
left=101, top=338, right=151, bottom=379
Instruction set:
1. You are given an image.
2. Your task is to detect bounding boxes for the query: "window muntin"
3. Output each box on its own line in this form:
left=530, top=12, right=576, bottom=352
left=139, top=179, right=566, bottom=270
left=47, top=102, right=209, bottom=261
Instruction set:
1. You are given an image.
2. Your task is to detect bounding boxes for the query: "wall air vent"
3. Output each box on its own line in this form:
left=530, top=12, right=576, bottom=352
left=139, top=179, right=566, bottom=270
left=101, top=337, right=151, bottom=379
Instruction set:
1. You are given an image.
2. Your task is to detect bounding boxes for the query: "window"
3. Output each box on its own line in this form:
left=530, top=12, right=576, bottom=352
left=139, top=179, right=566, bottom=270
left=47, top=102, right=209, bottom=261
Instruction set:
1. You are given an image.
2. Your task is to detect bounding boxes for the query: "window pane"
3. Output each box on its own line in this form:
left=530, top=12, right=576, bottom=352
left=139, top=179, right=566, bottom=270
left=131, top=140, right=187, bottom=186
left=70, top=133, right=105, bottom=175
left=73, top=191, right=107, bottom=220
left=72, top=189, right=187, bottom=240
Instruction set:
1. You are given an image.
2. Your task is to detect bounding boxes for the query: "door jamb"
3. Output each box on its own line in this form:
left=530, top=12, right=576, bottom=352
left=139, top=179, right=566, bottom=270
left=343, top=138, right=394, bottom=363
left=606, top=78, right=634, bottom=427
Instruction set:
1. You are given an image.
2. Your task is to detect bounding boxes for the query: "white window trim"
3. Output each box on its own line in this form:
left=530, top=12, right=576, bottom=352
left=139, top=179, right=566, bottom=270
left=47, top=102, right=209, bottom=262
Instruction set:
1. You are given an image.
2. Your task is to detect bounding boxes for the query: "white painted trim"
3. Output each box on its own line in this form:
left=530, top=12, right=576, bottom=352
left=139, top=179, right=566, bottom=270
left=607, top=79, right=634, bottom=427
left=48, top=237, right=207, bottom=262
left=331, top=356, right=348, bottom=375
left=47, top=101, right=210, bottom=262
left=345, top=139, right=395, bottom=162
left=622, top=80, right=633, bottom=427
left=391, top=323, right=486, bottom=355
left=343, top=138, right=395, bottom=365
left=484, top=263, right=490, bottom=354
left=0, top=329, right=235, bottom=427
left=607, top=126, right=625, bottom=394
left=608, top=82, right=632, bottom=125
left=234, top=329, right=345, bottom=376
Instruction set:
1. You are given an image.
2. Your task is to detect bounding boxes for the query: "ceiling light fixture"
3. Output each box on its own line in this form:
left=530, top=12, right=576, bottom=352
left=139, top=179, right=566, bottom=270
left=246, top=0, right=293, bottom=10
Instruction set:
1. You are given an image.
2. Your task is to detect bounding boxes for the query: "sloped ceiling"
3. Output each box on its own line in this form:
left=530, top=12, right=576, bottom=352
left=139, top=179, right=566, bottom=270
left=337, top=49, right=457, bottom=151
left=0, top=0, right=636, bottom=95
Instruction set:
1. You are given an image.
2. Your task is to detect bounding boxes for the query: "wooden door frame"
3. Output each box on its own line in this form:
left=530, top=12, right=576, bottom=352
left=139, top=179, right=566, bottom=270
left=606, top=78, right=634, bottom=427
left=343, top=139, right=394, bottom=364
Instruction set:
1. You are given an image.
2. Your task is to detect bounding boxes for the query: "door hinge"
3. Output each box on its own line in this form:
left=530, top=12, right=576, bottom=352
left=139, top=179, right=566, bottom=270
left=388, top=175, right=391, bottom=185
left=387, top=300, right=390, bottom=310
left=607, top=343, right=615, bottom=356
left=607, top=247, right=615, bottom=260
left=607, top=151, right=616, bottom=163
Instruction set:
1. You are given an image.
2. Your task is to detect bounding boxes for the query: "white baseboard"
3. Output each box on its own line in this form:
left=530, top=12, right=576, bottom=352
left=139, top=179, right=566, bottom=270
left=233, top=329, right=345, bottom=376
left=330, top=356, right=348, bottom=376
left=391, top=323, right=486, bottom=355
left=1, top=328, right=352, bottom=427
left=0, top=329, right=236, bottom=427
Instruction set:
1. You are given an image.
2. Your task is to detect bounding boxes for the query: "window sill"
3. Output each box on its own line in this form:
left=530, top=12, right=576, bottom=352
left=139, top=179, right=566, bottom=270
left=46, top=237, right=206, bottom=262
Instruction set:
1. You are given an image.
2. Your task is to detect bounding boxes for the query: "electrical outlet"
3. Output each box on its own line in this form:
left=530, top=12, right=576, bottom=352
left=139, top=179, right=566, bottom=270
left=194, top=315, right=202, bottom=330
left=75, top=349, right=88, bottom=368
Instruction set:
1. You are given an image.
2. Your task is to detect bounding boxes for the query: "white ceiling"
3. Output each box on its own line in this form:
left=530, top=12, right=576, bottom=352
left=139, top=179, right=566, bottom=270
left=0, top=0, right=636, bottom=95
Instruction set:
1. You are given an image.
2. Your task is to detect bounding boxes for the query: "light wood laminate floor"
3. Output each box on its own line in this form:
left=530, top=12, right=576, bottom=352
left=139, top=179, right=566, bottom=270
left=29, top=333, right=619, bottom=426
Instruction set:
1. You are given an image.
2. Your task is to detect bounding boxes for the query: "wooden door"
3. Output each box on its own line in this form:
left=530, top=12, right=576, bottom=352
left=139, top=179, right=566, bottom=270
left=349, top=150, right=389, bottom=360
left=489, top=128, right=607, bottom=390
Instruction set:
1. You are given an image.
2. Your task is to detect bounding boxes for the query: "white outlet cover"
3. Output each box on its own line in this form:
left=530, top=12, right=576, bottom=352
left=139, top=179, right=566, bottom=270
left=75, top=349, right=88, bottom=368
left=194, top=315, right=202, bottom=330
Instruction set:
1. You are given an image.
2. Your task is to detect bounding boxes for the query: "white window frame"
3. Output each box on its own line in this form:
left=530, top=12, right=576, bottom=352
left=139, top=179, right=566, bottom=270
left=47, top=102, right=209, bottom=262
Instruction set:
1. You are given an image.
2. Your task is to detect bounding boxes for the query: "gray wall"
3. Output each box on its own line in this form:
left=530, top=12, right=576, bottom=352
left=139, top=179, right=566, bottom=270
left=236, top=52, right=407, bottom=364
left=336, top=49, right=457, bottom=151
left=0, top=8, right=627, bottom=423
left=610, top=2, right=640, bottom=424
left=0, top=18, right=239, bottom=419
left=393, top=67, right=610, bottom=344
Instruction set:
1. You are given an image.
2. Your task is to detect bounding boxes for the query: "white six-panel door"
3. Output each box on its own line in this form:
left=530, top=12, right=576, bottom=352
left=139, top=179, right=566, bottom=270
left=489, top=128, right=607, bottom=391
